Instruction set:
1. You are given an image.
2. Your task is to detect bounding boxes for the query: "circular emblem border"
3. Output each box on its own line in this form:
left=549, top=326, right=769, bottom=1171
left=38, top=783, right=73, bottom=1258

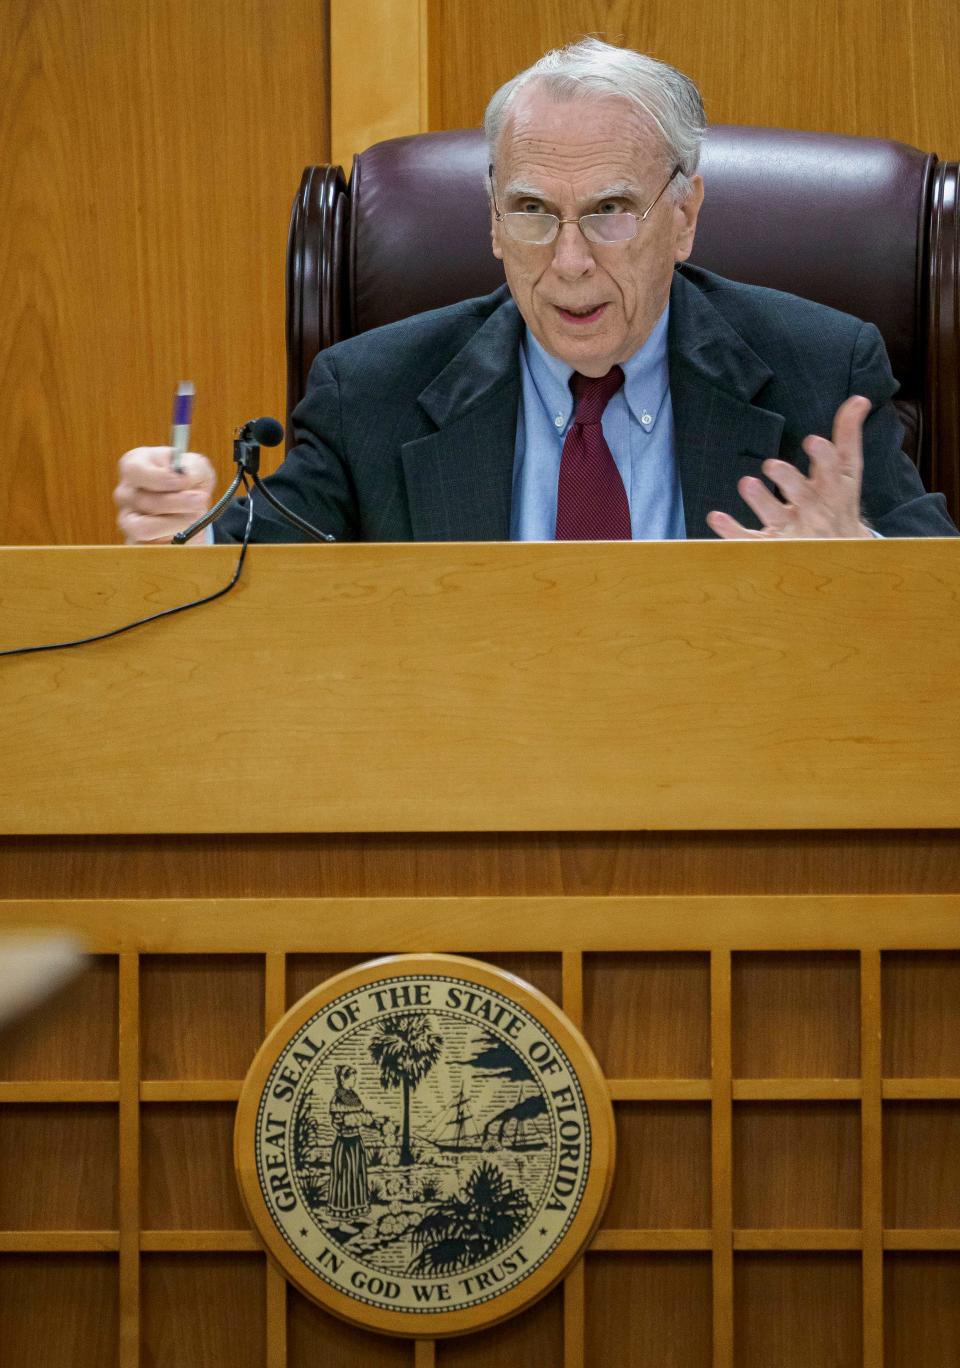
left=234, top=953, right=616, bottom=1338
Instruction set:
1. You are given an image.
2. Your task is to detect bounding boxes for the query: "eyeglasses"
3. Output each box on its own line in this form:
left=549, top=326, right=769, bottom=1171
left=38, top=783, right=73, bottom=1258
left=489, top=164, right=681, bottom=246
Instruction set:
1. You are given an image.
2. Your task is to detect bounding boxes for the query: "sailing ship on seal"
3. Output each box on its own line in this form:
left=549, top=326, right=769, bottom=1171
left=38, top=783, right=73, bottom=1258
left=427, top=1080, right=548, bottom=1154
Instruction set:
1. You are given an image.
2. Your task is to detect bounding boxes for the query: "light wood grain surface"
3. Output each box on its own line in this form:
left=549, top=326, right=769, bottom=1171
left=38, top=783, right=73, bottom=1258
left=1, top=540, right=959, bottom=833
left=430, top=0, right=960, bottom=160
left=331, top=0, right=428, bottom=174
left=0, top=0, right=329, bottom=549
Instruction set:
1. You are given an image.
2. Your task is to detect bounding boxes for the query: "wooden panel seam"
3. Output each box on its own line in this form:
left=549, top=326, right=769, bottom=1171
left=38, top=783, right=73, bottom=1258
left=266, top=1265, right=287, bottom=1368
left=139, top=1230, right=260, bottom=1252
left=118, top=952, right=140, bottom=1368
left=882, top=1078, right=960, bottom=1098
left=731, top=1078, right=861, bottom=1100
left=732, top=1228, right=862, bottom=1251
left=563, top=1257, right=585, bottom=1368
left=264, top=952, right=287, bottom=1368
left=861, top=950, right=884, bottom=1368
left=0, top=1230, right=121, bottom=1252
left=562, top=952, right=586, bottom=1368
left=883, top=1229, right=960, bottom=1249
left=5, top=893, right=960, bottom=953
left=590, top=1229, right=712, bottom=1251
left=14, top=1227, right=960, bottom=1254
left=139, top=1079, right=241, bottom=1102
left=562, top=950, right=583, bottom=1029
left=711, top=950, right=733, bottom=1368
left=609, top=1078, right=711, bottom=1100
left=0, top=1080, right=119, bottom=1102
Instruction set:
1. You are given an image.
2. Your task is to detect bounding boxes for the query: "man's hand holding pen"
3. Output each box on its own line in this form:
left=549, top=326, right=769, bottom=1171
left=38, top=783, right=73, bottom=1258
left=114, top=446, right=216, bottom=544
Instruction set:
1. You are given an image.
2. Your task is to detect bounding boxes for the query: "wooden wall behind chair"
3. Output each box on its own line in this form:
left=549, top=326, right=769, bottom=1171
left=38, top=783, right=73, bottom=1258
left=0, top=0, right=329, bottom=548
left=3, top=0, right=959, bottom=546
left=428, top=0, right=960, bottom=158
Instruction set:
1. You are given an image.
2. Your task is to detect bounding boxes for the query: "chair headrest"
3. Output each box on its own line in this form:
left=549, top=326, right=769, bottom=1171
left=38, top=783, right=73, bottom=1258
left=350, top=125, right=931, bottom=394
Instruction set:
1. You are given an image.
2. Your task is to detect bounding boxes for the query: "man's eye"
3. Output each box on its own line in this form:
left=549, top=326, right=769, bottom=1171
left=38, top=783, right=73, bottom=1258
left=518, top=202, right=546, bottom=214
left=597, top=201, right=625, bottom=215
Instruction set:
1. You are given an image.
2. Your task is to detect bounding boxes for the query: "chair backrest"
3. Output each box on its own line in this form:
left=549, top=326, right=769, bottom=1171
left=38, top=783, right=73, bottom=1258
left=287, top=125, right=960, bottom=519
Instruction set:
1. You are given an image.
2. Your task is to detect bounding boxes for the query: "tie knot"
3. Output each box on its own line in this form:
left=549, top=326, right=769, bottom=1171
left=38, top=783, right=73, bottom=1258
left=570, top=366, right=625, bottom=426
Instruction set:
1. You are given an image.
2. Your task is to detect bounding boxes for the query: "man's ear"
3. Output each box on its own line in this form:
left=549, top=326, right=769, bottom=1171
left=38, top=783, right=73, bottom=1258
left=490, top=203, right=504, bottom=261
left=673, top=174, right=704, bottom=263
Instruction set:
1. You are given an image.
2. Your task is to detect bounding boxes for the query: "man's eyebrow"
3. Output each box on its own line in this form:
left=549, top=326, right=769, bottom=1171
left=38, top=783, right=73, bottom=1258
left=501, top=180, right=643, bottom=205
left=501, top=181, right=552, bottom=201
left=585, top=182, right=642, bottom=201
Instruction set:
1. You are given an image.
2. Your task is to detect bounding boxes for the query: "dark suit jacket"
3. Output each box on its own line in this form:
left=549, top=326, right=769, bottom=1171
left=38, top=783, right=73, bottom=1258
left=214, top=266, right=957, bottom=543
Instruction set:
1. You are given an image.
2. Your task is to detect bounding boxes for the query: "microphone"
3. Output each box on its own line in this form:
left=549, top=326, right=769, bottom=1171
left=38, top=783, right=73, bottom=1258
left=173, top=417, right=335, bottom=544
left=243, top=416, right=284, bottom=447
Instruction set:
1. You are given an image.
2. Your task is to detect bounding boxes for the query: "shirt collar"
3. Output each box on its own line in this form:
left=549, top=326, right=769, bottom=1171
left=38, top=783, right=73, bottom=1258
left=521, top=301, right=671, bottom=433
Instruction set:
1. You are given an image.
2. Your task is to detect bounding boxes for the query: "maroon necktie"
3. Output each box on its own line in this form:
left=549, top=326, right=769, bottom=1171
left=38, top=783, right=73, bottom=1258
left=555, top=366, right=631, bottom=540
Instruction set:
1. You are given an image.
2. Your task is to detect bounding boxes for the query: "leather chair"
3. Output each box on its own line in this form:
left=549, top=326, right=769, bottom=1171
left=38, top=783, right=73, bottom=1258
left=286, top=126, right=960, bottom=523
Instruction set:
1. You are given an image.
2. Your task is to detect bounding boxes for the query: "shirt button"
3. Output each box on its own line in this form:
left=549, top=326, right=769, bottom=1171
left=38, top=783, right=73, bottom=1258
left=640, top=410, right=653, bottom=427
left=554, top=415, right=564, bottom=428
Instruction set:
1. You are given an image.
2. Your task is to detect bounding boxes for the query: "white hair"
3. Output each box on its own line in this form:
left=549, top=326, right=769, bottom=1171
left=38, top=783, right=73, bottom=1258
left=484, top=37, right=706, bottom=200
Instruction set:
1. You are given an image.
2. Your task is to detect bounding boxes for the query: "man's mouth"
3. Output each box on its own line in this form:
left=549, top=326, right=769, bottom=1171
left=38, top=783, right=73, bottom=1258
left=555, top=303, right=607, bottom=324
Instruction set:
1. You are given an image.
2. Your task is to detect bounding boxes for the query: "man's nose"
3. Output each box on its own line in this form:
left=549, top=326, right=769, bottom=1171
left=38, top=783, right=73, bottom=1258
left=550, top=220, right=596, bottom=277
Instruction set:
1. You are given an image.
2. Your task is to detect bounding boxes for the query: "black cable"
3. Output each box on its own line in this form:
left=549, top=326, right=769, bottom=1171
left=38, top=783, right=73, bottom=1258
left=0, top=475, right=256, bottom=658
left=249, top=471, right=334, bottom=542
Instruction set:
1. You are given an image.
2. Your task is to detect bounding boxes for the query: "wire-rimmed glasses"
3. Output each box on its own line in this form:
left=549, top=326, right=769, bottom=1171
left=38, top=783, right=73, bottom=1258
left=489, top=163, right=681, bottom=246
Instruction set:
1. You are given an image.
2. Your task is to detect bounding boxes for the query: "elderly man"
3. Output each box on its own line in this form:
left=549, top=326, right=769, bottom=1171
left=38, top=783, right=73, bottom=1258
left=114, top=39, right=956, bottom=543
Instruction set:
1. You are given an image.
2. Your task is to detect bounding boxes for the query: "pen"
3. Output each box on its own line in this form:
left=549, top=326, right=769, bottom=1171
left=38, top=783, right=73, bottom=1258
left=170, top=381, right=194, bottom=474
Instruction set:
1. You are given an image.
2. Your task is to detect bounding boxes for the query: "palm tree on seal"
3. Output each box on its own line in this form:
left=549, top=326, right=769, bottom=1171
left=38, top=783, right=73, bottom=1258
left=408, top=1160, right=531, bottom=1275
left=368, top=1012, right=443, bottom=1166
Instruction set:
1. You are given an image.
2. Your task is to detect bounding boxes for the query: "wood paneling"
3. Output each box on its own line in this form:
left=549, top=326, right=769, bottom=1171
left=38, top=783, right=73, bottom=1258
left=585, top=1253, right=712, bottom=1368
left=732, top=953, right=861, bottom=1079
left=0, top=1254, right=119, bottom=1368
left=4, top=901, right=960, bottom=1362
left=884, top=1254, right=960, bottom=1366
left=4, top=830, right=960, bottom=899
left=583, top=953, right=711, bottom=1079
left=733, top=1103, right=861, bottom=1229
left=733, top=1253, right=862, bottom=1368
left=884, top=1103, right=960, bottom=1228
left=0, top=954, right=118, bottom=1079
left=330, top=0, right=427, bottom=174
left=140, top=1103, right=249, bottom=1230
left=604, top=1103, right=712, bottom=1229
left=435, top=1285, right=563, bottom=1368
left=0, top=0, right=329, bottom=548
left=0, top=1104, right=118, bottom=1229
left=140, top=955, right=264, bottom=1079
left=4, top=543, right=960, bottom=834
left=141, top=1253, right=265, bottom=1368
left=882, top=952, right=960, bottom=1076
left=287, top=1284, right=413, bottom=1368
left=430, top=0, right=960, bottom=160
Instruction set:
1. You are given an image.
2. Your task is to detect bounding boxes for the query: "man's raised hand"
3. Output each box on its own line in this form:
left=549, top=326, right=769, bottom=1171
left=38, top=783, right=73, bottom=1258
left=706, top=395, right=874, bottom=540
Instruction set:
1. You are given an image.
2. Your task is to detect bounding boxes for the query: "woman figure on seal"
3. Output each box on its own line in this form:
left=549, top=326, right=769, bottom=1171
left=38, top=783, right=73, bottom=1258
left=327, top=1064, right=376, bottom=1218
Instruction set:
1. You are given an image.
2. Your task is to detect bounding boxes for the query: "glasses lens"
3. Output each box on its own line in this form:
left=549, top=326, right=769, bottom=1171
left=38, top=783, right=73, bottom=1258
left=503, top=213, right=559, bottom=245
left=581, top=213, right=639, bottom=244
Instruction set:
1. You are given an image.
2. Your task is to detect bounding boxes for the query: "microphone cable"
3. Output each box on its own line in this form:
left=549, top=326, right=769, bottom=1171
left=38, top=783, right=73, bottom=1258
left=0, top=474, right=256, bottom=658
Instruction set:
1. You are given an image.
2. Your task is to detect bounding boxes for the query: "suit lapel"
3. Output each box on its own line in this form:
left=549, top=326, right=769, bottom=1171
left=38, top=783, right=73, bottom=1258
left=401, top=290, right=523, bottom=541
left=668, top=271, right=786, bottom=539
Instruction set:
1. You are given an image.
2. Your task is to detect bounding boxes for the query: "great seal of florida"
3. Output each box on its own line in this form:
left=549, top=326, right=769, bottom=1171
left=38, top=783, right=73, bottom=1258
left=235, top=954, right=615, bottom=1337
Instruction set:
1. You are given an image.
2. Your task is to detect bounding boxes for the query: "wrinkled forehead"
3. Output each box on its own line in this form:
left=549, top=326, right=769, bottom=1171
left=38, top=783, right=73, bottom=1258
left=493, top=85, right=668, bottom=192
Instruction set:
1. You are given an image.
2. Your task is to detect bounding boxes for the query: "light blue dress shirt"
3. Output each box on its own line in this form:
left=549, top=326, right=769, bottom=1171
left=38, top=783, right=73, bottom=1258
left=510, top=302, right=686, bottom=541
